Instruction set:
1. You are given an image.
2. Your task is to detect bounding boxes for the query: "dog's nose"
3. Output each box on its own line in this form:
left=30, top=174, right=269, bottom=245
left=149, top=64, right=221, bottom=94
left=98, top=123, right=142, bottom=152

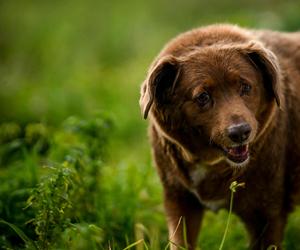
left=227, top=123, right=251, bottom=143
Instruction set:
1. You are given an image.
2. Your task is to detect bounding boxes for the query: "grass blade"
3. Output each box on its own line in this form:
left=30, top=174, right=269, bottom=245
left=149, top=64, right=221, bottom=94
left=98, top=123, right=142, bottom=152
left=164, top=241, right=171, bottom=250
left=169, top=240, right=188, bottom=250
left=122, top=239, right=144, bottom=250
left=0, top=218, right=37, bottom=250
left=143, top=240, right=149, bottom=250
left=182, top=217, right=188, bottom=249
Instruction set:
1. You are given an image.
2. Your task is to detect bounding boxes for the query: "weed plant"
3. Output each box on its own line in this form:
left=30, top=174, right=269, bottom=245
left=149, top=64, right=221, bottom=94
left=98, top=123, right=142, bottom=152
left=0, top=114, right=114, bottom=249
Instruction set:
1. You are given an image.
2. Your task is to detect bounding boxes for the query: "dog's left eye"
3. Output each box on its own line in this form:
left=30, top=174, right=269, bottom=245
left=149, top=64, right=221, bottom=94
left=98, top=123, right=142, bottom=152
left=195, top=91, right=211, bottom=107
left=240, top=83, right=252, bottom=96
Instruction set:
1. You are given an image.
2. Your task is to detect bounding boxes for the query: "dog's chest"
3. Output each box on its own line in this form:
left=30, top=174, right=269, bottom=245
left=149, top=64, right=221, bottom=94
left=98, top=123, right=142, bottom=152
left=189, top=166, right=228, bottom=212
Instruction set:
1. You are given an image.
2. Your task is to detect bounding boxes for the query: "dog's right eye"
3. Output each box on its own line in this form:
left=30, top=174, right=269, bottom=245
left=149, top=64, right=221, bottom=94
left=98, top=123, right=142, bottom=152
left=195, top=91, right=211, bottom=107
left=240, top=82, right=252, bottom=96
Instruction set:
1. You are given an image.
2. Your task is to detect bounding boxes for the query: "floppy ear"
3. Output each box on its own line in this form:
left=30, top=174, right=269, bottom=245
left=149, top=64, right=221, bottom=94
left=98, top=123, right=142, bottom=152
left=139, top=55, right=180, bottom=119
left=240, top=41, right=281, bottom=107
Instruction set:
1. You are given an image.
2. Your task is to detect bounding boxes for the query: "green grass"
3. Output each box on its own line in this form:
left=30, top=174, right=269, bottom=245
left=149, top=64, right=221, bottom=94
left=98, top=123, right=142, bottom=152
left=0, top=0, right=300, bottom=249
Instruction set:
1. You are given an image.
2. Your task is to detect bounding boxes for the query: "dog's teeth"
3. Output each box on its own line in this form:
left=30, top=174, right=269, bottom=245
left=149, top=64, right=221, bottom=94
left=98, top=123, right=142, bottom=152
left=227, top=145, right=248, bottom=156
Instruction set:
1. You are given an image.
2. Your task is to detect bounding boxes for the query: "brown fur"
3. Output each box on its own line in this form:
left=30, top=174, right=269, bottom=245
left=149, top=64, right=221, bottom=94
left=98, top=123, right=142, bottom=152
left=139, top=24, right=300, bottom=250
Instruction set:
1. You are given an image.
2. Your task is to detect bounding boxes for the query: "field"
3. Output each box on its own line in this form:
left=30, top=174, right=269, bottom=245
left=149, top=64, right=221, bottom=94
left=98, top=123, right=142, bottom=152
left=0, top=1, right=300, bottom=249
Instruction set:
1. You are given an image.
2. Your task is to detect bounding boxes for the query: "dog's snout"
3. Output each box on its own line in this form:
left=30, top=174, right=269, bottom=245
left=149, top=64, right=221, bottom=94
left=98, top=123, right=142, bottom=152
left=227, top=123, right=251, bottom=143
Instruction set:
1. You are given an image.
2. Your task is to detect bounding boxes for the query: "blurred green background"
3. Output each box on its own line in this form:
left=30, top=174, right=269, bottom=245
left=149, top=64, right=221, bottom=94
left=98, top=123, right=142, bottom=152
left=1, top=0, right=300, bottom=159
left=0, top=0, right=300, bottom=249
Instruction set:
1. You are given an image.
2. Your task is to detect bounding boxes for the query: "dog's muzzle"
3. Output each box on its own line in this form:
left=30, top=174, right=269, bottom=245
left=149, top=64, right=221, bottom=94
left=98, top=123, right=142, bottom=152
left=223, top=123, right=252, bottom=165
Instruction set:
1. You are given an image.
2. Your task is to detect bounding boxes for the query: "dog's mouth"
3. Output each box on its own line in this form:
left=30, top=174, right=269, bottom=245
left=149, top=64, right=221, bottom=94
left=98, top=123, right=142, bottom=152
left=223, top=144, right=249, bottom=165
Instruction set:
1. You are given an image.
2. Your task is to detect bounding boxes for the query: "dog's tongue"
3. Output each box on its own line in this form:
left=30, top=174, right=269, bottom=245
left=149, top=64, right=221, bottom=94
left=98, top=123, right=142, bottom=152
left=228, top=145, right=248, bottom=157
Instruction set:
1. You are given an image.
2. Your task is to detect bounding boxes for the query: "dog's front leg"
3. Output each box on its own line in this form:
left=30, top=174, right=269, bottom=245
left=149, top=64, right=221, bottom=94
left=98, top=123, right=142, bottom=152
left=241, top=213, right=287, bottom=250
left=163, top=188, right=204, bottom=250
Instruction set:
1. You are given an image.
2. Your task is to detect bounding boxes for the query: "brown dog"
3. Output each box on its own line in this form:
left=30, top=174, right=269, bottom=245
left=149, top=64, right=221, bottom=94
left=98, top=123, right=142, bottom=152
left=139, top=24, right=300, bottom=250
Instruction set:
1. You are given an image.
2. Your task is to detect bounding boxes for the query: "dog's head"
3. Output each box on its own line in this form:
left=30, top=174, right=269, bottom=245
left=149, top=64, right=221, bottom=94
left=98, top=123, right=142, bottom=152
left=140, top=41, right=281, bottom=167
